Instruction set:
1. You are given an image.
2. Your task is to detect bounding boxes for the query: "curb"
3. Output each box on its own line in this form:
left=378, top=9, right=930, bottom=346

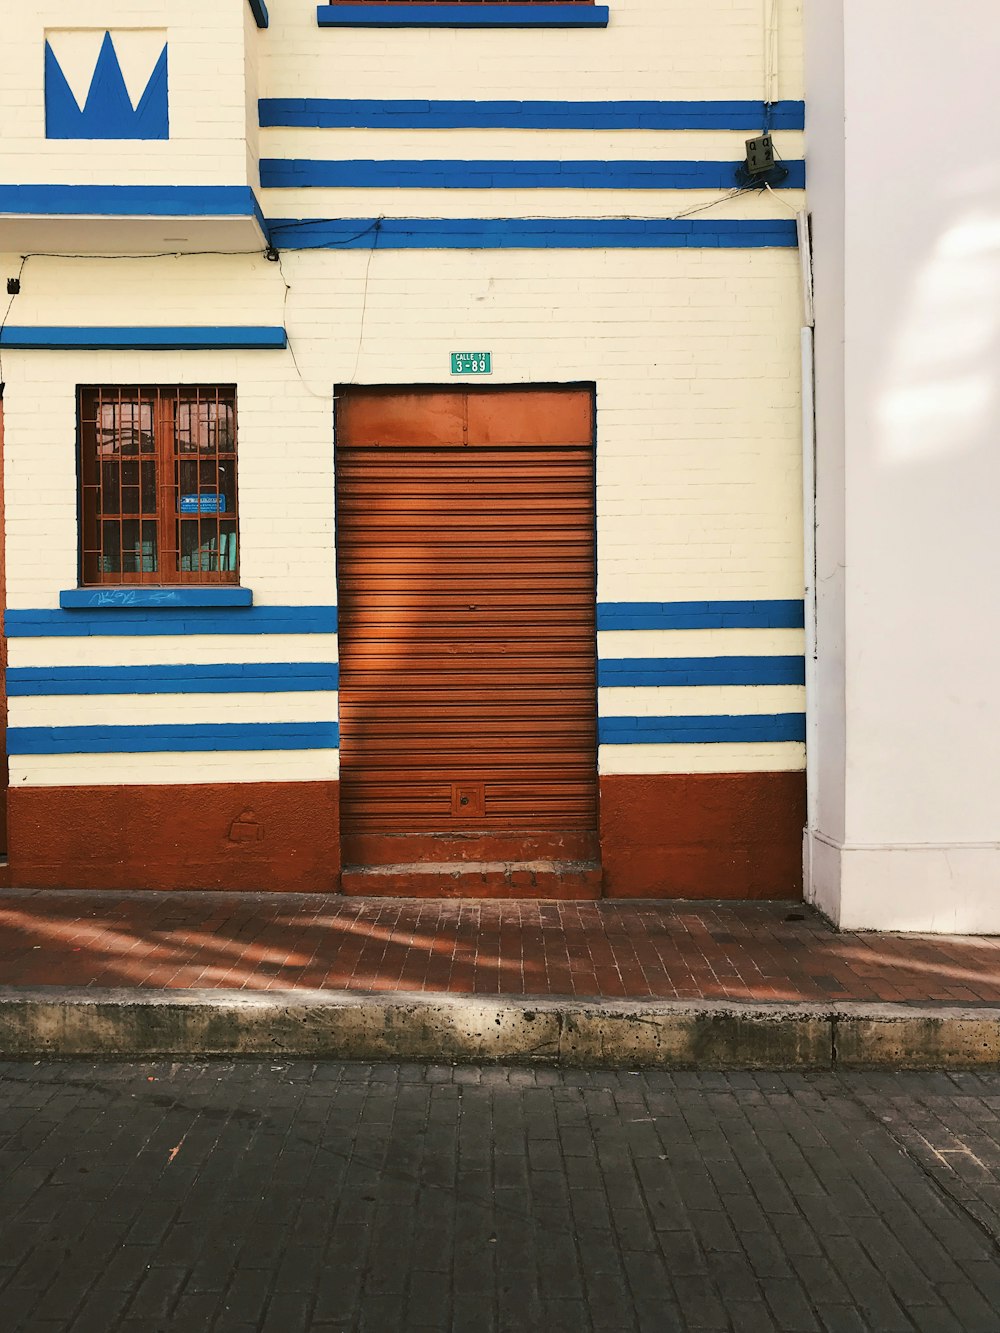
left=0, top=990, right=999, bottom=1068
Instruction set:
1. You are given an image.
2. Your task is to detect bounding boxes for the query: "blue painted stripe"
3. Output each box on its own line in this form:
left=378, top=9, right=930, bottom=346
left=248, top=0, right=269, bottom=27
left=0, top=185, right=262, bottom=218
left=597, top=600, right=805, bottom=630
left=260, top=159, right=805, bottom=191
left=9, top=602, right=798, bottom=636
left=60, top=588, right=253, bottom=609
left=5, top=606, right=338, bottom=638
left=598, top=714, right=806, bottom=745
left=6, top=663, right=340, bottom=697
left=259, top=98, right=806, bottom=132
left=266, top=217, right=798, bottom=251
left=2, top=328, right=285, bottom=352
left=598, top=656, right=805, bottom=688
left=7, top=722, right=340, bottom=756
left=318, top=4, right=609, bottom=28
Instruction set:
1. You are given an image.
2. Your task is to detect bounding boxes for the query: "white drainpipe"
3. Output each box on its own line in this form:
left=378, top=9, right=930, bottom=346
left=798, top=211, right=818, bottom=885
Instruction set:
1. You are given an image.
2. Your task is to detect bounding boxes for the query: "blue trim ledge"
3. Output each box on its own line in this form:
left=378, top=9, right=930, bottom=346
left=318, top=4, right=609, bottom=28
left=0, top=184, right=263, bottom=219
left=7, top=722, right=340, bottom=756
left=60, top=588, right=253, bottom=609
left=6, top=606, right=338, bottom=638
left=259, top=99, right=806, bottom=132
left=267, top=217, right=798, bottom=251
left=598, top=714, right=806, bottom=745
left=3, top=328, right=285, bottom=352
left=7, top=663, right=339, bottom=696
left=248, top=0, right=269, bottom=27
left=597, top=600, right=805, bottom=630
left=598, top=656, right=806, bottom=688
left=260, top=159, right=805, bottom=190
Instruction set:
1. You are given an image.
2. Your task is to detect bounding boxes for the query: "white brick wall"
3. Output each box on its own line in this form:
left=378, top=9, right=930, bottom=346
left=243, top=2, right=262, bottom=188
left=8, top=750, right=340, bottom=787
left=600, top=742, right=805, bottom=775
left=264, top=0, right=804, bottom=103
left=0, top=241, right=803, bottom=784
left=8, top=691, right=335, bottom=728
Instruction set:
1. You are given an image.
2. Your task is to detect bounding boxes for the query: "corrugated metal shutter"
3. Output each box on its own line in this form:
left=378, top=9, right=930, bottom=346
left=0, top=398, right=6, bottom=856
left=336, top=387, right=598, bottom=870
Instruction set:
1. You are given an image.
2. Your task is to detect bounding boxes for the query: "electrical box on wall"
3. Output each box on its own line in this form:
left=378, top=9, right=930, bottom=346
left=745, top=134, right=776, bottom=175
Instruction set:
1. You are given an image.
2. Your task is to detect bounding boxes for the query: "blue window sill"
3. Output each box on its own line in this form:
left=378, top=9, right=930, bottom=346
left=60, top=588, right=253, bottom=609
left=317, top=4, right=609, bottom=28
left=1, top=326, right=286, bottom=352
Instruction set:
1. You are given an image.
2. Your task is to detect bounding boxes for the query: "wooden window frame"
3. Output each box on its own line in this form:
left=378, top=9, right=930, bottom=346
left=77, top=384, right=239, bottom=588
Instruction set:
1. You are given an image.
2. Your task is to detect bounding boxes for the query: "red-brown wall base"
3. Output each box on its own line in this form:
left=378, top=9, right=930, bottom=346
left=599, top=772, right=805, bottom=900
left=5, top=773, right=804, bottom=900
left=7, top=782, right=341, bottom=892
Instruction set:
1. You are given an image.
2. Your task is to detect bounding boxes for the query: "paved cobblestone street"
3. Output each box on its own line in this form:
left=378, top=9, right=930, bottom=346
left=2, top=1065, right=1000, bottom=1330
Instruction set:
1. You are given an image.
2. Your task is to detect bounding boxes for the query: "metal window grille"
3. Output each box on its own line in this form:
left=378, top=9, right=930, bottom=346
left=78, top=385, right=239, bottom=586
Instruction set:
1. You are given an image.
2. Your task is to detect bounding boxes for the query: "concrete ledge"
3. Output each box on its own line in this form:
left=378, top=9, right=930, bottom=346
left=832, top=1003, right=1000, bottom=1069
left=558, top=1002, right=832, bottom=1069
left=0, top=990, right=996, bottom=1068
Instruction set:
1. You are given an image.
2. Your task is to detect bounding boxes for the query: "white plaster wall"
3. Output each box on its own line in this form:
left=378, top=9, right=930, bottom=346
left=802, top=0, right=846, bottom=920
left=0, top=0, right=253, bottom=187
left=806, top=0, right=1000, bottom=930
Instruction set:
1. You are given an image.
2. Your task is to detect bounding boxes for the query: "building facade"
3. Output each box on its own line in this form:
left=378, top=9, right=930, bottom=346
left=0, top=0, right=809, bottom=901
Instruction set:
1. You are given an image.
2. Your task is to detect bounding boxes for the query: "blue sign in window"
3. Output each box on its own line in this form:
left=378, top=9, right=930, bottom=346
left=180, top=493, right=226, bottom=514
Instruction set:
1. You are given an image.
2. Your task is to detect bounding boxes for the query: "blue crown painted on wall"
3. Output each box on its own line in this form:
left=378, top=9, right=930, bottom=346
left=45, top=33, right=168, bottom=140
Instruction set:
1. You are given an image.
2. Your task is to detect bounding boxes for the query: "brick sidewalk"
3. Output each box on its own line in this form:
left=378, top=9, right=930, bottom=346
left=0, top=892, right=997, bottom=1004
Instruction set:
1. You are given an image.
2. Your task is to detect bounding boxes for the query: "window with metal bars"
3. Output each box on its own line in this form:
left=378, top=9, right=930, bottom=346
left=78, top=386, right=239, bottom=586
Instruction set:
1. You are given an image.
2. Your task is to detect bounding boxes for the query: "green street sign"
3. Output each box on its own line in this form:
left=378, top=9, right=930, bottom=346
left=451, top=352, right=492, bottom=375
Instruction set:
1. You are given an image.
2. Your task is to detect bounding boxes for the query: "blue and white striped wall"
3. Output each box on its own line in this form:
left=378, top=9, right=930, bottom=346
left=4, top=599, right=804, bottom=784
left=4, top=607, right=340, bottom=787
left=596, top=601, right=805, bottom=776
left=257, top=95, right=805, bottom=252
